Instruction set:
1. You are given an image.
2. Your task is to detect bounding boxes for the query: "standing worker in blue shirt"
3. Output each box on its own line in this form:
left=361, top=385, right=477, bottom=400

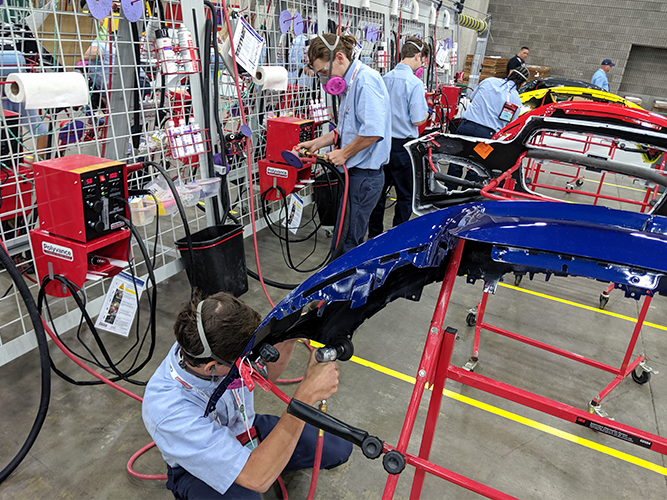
left=368, top=37, right=429, bottom=238
left=457, top=65, right=530, bottom=138
left=143, top=291, right=352, bottom=499
left=591, top=59, right=615, bottom=92
left=296, top=34, right=391, bottom=256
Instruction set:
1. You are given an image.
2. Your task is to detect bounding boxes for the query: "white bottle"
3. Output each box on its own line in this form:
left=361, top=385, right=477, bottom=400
left=166, top=118, right=180, bottom=158
left=155, top=29, right=178, bottom=74
left=189, top=117, right=205, bottom=154
left=317, top=99, right=327, bottom=122
left=310, top=99, right=316, bottom=120
left=167, top=118, right=185, bottom=158
left=179, top=118, right=196, bottom=157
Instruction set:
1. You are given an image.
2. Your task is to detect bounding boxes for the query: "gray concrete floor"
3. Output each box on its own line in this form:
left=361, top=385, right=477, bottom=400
left=2, top=201, right=667, bottom=500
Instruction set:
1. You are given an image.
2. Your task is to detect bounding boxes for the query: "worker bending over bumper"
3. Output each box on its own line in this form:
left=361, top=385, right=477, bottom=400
left=368, top=37, right=429, bottom=238
left=142, top=292, right=352, bottom=499
left=297, top=33, right=391, bottom=256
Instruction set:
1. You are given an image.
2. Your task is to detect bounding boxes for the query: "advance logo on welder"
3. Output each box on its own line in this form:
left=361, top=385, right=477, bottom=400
left=267, top=167, right=289, bottom=178
left=42, top=241, right=74, bottom=262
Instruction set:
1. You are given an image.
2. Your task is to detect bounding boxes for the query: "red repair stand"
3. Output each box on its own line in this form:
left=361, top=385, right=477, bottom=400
left=382, top=238, right=666, bottom=499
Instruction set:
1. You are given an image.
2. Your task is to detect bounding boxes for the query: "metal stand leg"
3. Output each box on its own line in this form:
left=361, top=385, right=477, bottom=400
left=410, top=325, right=459, bottom=499
left=591, top=292, right=656, bottom=414
left=464, top=290, right=490, bottom=372
left=381, top=239, right=465, bottom=500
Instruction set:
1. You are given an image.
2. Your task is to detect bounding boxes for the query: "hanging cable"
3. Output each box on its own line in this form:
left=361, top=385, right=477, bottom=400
left=0, top=243, right=51, bottom=485
left=219, top=1, right=275, bottom=307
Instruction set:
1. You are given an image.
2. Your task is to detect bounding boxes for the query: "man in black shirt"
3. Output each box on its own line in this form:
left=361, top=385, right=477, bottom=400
left=507, top=47, right=529, bottom=76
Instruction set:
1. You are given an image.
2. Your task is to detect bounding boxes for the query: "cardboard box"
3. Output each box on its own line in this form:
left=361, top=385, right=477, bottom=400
left=462, top=55, right=550, bottom=85
left=34, top=0, right=96, bottom=70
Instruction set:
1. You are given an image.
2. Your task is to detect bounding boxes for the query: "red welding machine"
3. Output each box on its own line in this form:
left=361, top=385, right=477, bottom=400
left=259, top=117, right=316, bottom=201
left=30, top=155, right=130, bottom=297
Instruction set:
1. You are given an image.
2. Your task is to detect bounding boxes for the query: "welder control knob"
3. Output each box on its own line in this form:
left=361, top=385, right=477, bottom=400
left=87, top=200, right=104, bottom=213
left=88, top=219, right=105, bottom=233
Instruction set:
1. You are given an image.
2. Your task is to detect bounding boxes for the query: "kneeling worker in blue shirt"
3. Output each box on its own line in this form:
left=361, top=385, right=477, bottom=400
left=297, top=33, right=391, bottom=256
left=368, top=37, right=429, bottom=238
left=142, top=292, right=352, bottom=499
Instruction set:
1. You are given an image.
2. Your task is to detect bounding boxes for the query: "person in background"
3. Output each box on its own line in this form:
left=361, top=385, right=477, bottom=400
left=0, top=48, right=49, bottom=158
left=591, top=59, right=615, bottom=92
left=506, top=46, right=529, bottom=76
left=296, top=33, right=391, bottom=256
left=143, top=291, right=352, bottom=499
left=457, top=66, right=529, bottom=139
left=368, top=37, right=429, bottom=239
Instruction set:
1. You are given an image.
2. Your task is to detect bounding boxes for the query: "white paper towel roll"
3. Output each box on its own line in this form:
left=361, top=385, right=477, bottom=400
left=253, top=66, right=288, bottom=91
left=6, top=72, right=89, bottom=109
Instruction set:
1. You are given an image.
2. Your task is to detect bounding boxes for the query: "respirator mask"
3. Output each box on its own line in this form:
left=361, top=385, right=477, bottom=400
left=316, top=35, right=351, bottom=95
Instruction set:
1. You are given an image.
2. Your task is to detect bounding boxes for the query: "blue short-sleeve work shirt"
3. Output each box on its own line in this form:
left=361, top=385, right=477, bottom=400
left=336, top=59, right=391, bottom=170
left=591, top=68, right=609, bottom=92
left=142, top=343, right=255, bottom=495
left=383, top=62, right=428, bottom=139
left=461, top=77, right=522, bottom=132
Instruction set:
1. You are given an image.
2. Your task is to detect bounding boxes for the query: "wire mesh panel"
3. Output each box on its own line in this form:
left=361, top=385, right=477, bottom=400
left=0, top=0, right=464, bottom=365
left=0, top=0, right=213, bottom=365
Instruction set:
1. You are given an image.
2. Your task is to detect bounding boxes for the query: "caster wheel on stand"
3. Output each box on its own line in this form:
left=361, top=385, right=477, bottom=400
left=631, top=368, right=651, bottom=385
left=599, top=293, right=609, bottom=310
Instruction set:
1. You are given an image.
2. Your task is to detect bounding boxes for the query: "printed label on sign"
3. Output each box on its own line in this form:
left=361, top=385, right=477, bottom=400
left=267, top=166, right=289, bottom=178
left=42, top=241, right=74, bottom=261
left=435, top=42, right=447, bottom=67
left=284, top=194, right=303, bottom=235
left=473, top=142, right=494, bottom=159
left=352, top=41, right=363, bottom=60
left=575, top=416, right=653, bottom=449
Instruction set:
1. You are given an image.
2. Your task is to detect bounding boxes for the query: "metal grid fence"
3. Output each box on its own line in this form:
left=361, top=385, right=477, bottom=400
left=0, top=0, right=459, bottom=366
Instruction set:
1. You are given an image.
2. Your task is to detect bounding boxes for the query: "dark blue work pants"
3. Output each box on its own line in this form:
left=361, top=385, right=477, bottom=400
left=332, top=167, right=384, bottom=256
left=368, top=138, right=414, bottom=239
left=456, top=119, right=496, bottom=139
left=165, top=414, right=353, bottom=499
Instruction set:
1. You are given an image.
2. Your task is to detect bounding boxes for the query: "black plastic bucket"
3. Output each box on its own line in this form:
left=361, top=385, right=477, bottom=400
left=176, top=224, right=248, bottom=298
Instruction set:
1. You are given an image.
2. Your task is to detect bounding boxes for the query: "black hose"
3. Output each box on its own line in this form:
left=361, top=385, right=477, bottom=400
left=204, top=1, right=231, bottom=224
left=38, top=275, right=145, bottom=384
left=130, top=22, right=142, bottom=150
left=261, top=185, right=331, bottom=273
left=143, top=160, right=196, bottom=291
left=194, top=9, right=222, bottom=225
left=0, top=244, right=51, bottom=484
left=246, top=269, right=297, bottom=290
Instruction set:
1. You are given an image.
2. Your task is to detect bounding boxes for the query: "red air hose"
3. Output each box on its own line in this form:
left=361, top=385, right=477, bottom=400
left=306, top=432, right=324, bottom=500
left=220, top=0, right=275, bottom=308
left=39, top=318, right=166, bottom=480
left=43, top=315, right=293, bottom=492
left=127, top=442, right=168, bottom=480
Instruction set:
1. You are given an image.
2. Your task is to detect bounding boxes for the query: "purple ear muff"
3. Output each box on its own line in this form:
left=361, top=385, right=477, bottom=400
left=322, top=76, right=347, bottom=95
left=414, top=67, right=424, bottom=79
